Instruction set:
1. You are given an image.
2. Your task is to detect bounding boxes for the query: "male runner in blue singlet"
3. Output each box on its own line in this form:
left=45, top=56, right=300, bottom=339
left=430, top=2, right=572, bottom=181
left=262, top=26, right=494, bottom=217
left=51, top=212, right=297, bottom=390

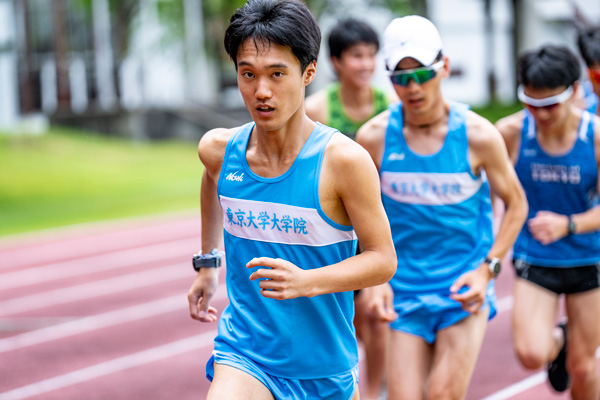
left=496, top=45, right=600, bottom=398
left=356, top=16, right=528, bottom=400
left=186, top=1, right=397, bottom=400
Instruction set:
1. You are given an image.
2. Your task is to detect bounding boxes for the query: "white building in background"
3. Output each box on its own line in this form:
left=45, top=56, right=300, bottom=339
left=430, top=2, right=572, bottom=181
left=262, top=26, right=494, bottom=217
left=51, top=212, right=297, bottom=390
left=0, top=0, right=214, bottom=130
left=430, top=0, right=515, bottom=106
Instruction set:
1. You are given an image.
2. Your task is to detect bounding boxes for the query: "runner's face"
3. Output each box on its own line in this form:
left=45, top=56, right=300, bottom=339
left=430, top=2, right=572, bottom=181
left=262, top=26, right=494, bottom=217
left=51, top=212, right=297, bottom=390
left=392, top=57, right=447, bottom=115
left=236, top=40, right=316, bottom=132
left=332, top=42, right=377, bottom=89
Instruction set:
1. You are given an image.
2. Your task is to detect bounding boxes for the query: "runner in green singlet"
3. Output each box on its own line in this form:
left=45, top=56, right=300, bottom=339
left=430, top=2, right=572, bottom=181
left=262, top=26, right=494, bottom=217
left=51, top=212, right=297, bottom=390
left=324, top=82, right=389, bottom=140
left=306, top=18, right=394, bottom=141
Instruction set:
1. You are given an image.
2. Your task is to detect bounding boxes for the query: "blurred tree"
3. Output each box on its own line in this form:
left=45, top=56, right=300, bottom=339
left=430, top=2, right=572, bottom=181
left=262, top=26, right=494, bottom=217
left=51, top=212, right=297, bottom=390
left=52, top=0, right=70, bottom=110
left=70, top=0, right=425, bottom=106
left=74, top=0, right=138, bottom=59
left=306, top=0, right=416, bottom=18
left=484, top=0, right=496, bottom=103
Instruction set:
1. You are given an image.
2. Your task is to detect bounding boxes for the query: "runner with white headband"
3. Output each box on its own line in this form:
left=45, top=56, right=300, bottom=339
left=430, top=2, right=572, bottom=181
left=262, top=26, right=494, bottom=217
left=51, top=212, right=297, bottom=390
left=517, top=85, right=574, bottom=109
left=496, top=44, right=600, bottom=398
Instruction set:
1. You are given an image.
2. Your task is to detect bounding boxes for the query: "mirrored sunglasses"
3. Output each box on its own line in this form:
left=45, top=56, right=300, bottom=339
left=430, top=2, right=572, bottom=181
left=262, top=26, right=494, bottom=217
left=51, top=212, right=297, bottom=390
left=389, top=60, right=445, bottom=87
left=517, top=85, right=574, bottom=111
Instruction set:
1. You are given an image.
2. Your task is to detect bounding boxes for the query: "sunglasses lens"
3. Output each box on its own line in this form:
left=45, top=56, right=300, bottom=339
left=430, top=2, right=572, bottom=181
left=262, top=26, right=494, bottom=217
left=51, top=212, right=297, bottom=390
left=390, top=73, right=411, bottom=86
left=415, top=69, right=436, bottom=84
left=390, top=68, right=437, bottom=87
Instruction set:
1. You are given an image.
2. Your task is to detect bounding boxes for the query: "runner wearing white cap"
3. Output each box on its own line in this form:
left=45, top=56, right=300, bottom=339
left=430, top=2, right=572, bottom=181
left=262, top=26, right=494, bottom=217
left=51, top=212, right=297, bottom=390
left=356, top=15, right=528, bottom=399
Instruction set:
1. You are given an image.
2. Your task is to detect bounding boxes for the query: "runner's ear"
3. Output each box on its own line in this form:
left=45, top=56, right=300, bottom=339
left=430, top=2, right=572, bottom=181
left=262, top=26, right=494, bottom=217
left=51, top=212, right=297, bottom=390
left=304, top=61, right=317, bottom=86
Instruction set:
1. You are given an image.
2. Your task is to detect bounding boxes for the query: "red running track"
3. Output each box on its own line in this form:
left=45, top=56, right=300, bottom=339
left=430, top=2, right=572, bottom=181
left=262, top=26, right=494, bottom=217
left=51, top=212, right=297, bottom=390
left=0, top=211, right=589, bottom=399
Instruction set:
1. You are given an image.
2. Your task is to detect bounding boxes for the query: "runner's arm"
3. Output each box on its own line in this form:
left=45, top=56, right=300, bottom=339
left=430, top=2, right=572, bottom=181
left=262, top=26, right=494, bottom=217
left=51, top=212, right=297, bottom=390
left=473, top=114, right=528, bottom=268
left=188, top=128, right=232, bottom=322
left=451, top=115, right=528, bottom=312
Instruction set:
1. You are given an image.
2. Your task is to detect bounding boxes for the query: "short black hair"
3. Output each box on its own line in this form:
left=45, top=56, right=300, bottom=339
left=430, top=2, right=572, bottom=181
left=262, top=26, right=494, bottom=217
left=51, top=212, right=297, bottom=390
left=517, top=45, right=580, bottom=89
left=224, top=0, right=321, bottom=73
left=577, top=27, right=600, bottom=67
left=328, top=18, right=379, bottom=59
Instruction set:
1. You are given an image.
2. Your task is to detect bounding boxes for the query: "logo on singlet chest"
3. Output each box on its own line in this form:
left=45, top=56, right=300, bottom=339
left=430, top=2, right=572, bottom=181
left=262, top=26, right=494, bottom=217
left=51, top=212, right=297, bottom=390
left=388, top=152, right=406, bottom=161
left=226, top=171, right=244, bottom=182
left=530, top=163, right=581, bottom=184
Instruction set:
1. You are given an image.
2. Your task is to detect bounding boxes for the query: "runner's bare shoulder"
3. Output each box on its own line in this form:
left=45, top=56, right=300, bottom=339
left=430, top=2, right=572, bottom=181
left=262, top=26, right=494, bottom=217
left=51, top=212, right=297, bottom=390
left=495, top=110, right=525, bottom=142
left=356, top=109, right=390, bottom=165
left=198, top=127, right=238, bottom=172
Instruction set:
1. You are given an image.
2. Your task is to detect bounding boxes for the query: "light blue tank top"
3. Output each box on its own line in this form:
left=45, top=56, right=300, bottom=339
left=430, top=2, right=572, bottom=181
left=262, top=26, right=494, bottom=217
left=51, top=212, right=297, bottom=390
left=380, top=102, right=494, bottom=294
left=514, top=111, right=600, bottom=267
left=583, top=81, right=599, bottom=115
left=215, top=122, right=358, bottom=379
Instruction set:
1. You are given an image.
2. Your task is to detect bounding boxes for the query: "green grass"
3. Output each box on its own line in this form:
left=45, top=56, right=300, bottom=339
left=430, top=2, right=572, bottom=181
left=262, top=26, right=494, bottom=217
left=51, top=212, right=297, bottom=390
left=472, top=102, right=523, bottom=124
left=0, top=126, right=203, bottom=237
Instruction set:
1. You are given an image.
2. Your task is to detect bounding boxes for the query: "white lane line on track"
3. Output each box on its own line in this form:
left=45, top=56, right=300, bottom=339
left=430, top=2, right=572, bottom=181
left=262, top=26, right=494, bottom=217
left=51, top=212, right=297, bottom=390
left=0, top=237, right=198, bottom=291
left=0, top=264, right=188, bottom=316
left=0, top=287, right=227, bottom=353
left=481, top=339, right=600, bottom=399
left=0, top=217, right=198, bottom=271
left=0, top=209, right=196, bottom=254
left=480, top=372, right=547, bottom=400
left=0, top=330, right=217, bottom=400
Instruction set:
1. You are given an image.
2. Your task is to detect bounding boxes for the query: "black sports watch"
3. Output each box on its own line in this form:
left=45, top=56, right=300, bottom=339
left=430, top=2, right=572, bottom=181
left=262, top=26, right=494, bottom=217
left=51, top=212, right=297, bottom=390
left=567, top=216, right=577, bottom=235
left=485, top=257, right=501, bottom=278
left=192, top=249, right=223, bottom=272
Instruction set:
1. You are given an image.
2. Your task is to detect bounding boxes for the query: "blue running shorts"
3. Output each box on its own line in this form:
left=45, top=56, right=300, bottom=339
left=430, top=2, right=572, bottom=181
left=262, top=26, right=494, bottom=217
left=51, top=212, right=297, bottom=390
left=206, top=350, right=359, bottom=400
left=390, top=282, right=497, bottom=344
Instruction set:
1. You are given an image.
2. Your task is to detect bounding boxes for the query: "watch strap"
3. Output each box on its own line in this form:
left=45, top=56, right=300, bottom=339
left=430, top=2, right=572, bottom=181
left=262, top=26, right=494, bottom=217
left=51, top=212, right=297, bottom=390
left=568, top=216, right=576, bottom=235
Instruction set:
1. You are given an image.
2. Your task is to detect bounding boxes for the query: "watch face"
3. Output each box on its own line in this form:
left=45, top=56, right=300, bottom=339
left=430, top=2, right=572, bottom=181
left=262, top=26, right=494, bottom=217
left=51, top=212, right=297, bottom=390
left=487, top=258, right=501, bottom=277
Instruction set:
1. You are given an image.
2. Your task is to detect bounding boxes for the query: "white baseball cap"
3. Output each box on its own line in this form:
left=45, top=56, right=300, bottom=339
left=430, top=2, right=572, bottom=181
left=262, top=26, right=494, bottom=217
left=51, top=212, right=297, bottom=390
left=383, top=15, right=443, bottom=71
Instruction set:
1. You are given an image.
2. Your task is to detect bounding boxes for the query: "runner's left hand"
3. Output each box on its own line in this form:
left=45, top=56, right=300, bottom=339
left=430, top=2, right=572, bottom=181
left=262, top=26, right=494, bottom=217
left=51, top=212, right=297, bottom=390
left=449, top=266, right=489, bottom=314
left=528, top=211, right=569, bottom=245
left=364, top=283, right=398, bottom=322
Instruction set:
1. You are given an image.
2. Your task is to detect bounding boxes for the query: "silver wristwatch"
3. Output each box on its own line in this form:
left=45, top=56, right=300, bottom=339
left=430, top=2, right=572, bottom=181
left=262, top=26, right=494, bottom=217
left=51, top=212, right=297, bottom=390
left=485, top=257, right=501, bottom=278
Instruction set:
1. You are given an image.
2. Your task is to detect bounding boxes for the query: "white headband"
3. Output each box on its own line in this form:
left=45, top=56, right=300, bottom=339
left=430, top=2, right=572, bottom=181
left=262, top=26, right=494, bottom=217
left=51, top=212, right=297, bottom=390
left=517, top=85, right=574, bottom=107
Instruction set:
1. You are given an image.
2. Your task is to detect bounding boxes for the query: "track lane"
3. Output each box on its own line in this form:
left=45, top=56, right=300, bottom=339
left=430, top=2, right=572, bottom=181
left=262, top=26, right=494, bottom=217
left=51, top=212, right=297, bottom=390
left=0, top=213, right=587, bottom=399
